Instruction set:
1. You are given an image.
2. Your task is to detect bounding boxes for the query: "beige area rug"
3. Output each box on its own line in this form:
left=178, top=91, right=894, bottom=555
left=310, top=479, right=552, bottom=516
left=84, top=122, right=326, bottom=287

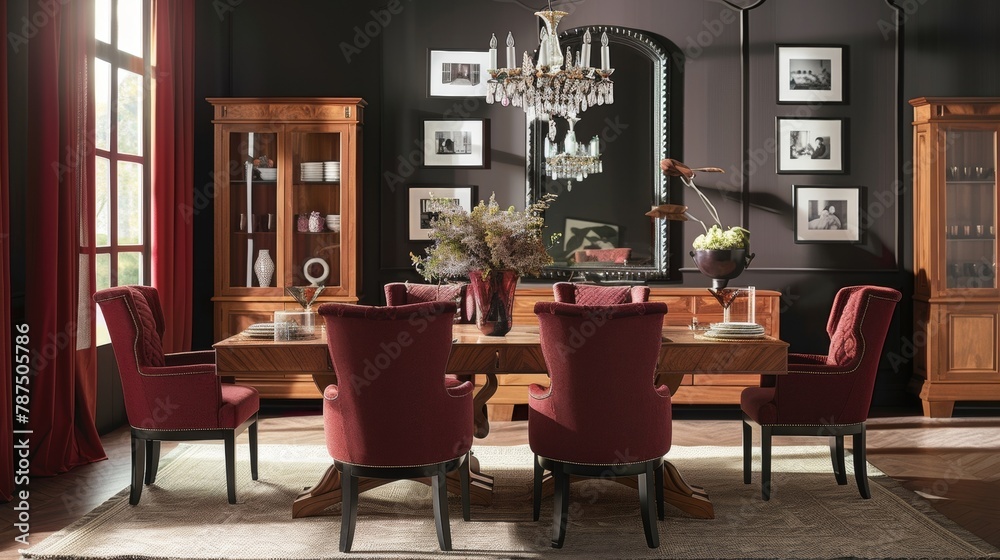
left=22, top=444, right=999, bottom=560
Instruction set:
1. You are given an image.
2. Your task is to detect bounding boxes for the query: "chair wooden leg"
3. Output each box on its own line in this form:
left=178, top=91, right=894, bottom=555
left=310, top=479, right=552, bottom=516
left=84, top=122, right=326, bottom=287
left=249, top=419, right=259, bottom=481
left=551, top=463, right=570, bottom=549
left=742, top=418, right=752, bottom=484
left=654, top=463, right=664, bottom=521
left=129, top=435, right=144, bottom=505
left=460, top=452, right=471, bottom=521
left=532, top=454, right=543, bottom=522
left=853, top=428, right=871, bottom=499
left=144, top=440, right=160, bottom=485
left=224, top=432, right=237, bottom=504
left=639, top=462, right=659, bottom=548
left=339, top=465, right=358, bottom=553
left=432, top=464, right=452, bottom=551
left=831, top=435, right=847, bottom=485
left=761, top=425, right=772, bottom=501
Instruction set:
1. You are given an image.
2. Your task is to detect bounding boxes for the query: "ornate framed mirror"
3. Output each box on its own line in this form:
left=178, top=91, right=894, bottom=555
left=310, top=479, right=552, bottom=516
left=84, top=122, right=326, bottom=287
left=526, top=26, right=670, bottom=282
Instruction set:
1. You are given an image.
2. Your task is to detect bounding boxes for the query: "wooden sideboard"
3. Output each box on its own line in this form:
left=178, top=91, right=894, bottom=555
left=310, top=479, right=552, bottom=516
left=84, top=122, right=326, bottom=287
left=476, top=286, right=782, bottom=414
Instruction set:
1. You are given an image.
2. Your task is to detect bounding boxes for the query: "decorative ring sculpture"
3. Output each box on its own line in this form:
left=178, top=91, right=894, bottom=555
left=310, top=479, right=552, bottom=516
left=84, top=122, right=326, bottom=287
left=302, top=258, right=330, bottom=287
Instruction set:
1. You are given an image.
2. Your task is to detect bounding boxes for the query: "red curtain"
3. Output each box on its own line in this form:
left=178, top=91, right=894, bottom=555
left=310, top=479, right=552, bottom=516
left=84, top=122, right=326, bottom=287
left=151, top=0, right=195, bottom=353
left=25, top=0, right=106, bottom=475
left=1, top=0, right=14, bottom=501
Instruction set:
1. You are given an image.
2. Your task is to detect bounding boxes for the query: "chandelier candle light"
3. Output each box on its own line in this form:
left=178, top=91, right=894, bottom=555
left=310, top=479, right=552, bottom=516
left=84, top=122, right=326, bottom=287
left=544, top=116, right=601, bottom=189
left=487, top=10, right=614, bottom=118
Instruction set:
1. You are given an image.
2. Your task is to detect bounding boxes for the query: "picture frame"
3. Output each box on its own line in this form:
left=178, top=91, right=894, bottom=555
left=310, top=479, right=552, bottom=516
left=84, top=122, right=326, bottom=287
left=776, top=44, right=846, bottom=104
left=428, top=49, right=491, bottom=98
left=562, top=218, right=621, bottom=256
left=793, top=185, right=863, bottom=244
left=422, top=119, right=490, bottom=168
left=776, top=117, right=846, bottom=174
left=408, top=185, right=477, bottom=241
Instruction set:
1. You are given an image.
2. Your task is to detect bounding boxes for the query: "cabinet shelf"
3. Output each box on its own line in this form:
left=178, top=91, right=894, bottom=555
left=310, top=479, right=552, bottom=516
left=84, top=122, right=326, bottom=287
left=911, top=96, right=1000, bottom=419
left=212, top=97, right=365, bottom=351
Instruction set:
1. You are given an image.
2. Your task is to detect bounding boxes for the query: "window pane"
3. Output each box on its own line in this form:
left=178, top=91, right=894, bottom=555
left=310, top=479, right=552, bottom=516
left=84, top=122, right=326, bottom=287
left=96, top=157, right=111, bottom=247
left=95, top=59, right=111, bottom=152
left=117, top=69, right=142, bottom=156
left=118, top=0, right=143, bottom=57
left=96, top=253, right=111, bottom=290
left=118, top=252, right=142, bottom=286
left=95, top=0, right=111, bottom=44
left=117, top=161, right=143, bottom=244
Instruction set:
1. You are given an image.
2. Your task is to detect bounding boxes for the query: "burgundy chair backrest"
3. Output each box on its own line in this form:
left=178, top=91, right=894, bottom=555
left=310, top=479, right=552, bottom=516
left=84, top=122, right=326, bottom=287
left=551, top=282, right=651, bottom=306
left=94, top=286, right=174, bottom=427
left=531, top=301, right=671, bottom=464
left=318, top=301, right=471, bottom=466
left=816, top=285, right=901, bottom=419
left=130, top=284, right=166, bottom=339
left=384, top=282, right=475, bottom=323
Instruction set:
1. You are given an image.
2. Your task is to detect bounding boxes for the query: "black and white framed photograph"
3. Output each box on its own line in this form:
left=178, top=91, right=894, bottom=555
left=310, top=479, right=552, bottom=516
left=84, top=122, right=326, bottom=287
left=776, top=45, right=846, bottom=104
left=793, top=185, right=863, bottom=243
left=422, top=119, right=490, bottom=168
left=408, top=185, right=477, bottom=240
left=428, top=50, right=491, bottom=98
left=777, top=117, right=846, bottom=174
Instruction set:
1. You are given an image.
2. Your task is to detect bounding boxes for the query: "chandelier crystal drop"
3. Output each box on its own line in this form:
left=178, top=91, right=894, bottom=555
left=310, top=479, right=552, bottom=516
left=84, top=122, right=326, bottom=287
left=486, top=12, right=614, bottom=119
left=544, top=116, right=602, bottom=191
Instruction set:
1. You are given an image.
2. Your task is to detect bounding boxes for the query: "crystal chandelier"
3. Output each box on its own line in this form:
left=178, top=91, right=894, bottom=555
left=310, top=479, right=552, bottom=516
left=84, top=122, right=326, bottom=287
left=543, top=116, right=602, bottom=190
left=486, top=8, right=614, bottom=118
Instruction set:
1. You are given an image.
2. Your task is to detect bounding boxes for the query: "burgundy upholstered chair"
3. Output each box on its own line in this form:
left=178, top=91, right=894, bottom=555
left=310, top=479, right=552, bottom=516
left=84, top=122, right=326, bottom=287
left=552, top=282, right=651, bottom=305
left=384, top=281, right=475, bottom=323
left=741, top=285, right=901, bottom=500
left=530, top=301, right=671, bottom=549
left=317, top=301, right=473, bottom=552
left=94, top=286, right=259, bottom=505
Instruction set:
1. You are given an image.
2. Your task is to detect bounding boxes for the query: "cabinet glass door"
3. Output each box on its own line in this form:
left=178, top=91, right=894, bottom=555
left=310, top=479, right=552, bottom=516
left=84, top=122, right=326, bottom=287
left=228, top=131, right=279, bottom=289
left=289, top=130, right=343, bottom=290
left=944, top=128, right=997, bottom=290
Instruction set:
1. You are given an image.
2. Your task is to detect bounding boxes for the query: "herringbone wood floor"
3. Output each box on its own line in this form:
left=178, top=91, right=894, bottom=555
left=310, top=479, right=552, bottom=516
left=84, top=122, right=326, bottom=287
left=3, top=406, right=999, bottom=557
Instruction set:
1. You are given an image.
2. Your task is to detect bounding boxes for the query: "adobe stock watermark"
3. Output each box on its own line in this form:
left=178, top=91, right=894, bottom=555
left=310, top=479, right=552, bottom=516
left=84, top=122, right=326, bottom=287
left=382, top=98, right=491, bottom=193
left=6, top=0, right=73, bottom=54
left=877, top=0, right=931, bottom=40
left=671, top=3, right=741, bottom=73
left=339, top=0, right=414, bottom=64
left=345, top=302, right=454, bottom=393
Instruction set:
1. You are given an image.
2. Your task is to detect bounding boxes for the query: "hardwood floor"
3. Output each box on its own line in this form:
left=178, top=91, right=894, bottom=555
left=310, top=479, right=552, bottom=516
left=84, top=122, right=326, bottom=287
left=2, top=406, right=998, bottom=557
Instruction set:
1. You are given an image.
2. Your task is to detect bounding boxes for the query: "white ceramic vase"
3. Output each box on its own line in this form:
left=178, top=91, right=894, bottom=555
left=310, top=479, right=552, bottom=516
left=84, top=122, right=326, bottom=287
left=254, top=249, right=275, bottom=287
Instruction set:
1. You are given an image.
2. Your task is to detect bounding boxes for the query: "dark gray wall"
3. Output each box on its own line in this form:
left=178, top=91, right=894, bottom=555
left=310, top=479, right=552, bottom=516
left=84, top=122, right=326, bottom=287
left=104, top=0, right=1000, bottom=410
left=7, top=0, right=1000, bottom=412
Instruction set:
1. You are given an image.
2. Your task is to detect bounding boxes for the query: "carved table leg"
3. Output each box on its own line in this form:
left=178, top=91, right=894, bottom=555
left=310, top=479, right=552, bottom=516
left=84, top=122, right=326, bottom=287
left=292, top=464, right=392, bottom=518
left=292, top=453, right=496, bottom=518
left=473, top=372, right=499, bottom=438
left=538, top=462, right=715, bottom=520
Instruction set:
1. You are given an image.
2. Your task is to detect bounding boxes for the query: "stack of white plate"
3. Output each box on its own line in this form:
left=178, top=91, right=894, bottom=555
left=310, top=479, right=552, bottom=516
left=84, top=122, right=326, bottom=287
left=703, top=321, right=766, bottom=339
left=301, top=162, right=324, bottom=182
left=323, top=161, right=341, bottom=182
left=243, top=323, right=275, bottom=339
left=325, top=214, right=341, bottom=232
left=257, top=167, right=277, bottom=181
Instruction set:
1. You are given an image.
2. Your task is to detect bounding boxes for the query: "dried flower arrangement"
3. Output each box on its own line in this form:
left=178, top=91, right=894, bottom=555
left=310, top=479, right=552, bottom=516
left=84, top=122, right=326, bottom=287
left=411, top=193, right=560, bottom=280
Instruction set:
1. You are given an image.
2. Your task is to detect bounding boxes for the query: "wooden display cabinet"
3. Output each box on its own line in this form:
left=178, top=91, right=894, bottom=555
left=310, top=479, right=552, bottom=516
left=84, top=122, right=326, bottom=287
left=911, top=97, right=1000, bottom=417
left=209, top=98, right=365, bottom=349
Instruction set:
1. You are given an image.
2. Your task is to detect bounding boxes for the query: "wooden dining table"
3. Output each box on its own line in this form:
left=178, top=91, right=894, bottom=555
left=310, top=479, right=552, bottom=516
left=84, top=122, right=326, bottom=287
left=214, top=324, right=788, bottom=520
